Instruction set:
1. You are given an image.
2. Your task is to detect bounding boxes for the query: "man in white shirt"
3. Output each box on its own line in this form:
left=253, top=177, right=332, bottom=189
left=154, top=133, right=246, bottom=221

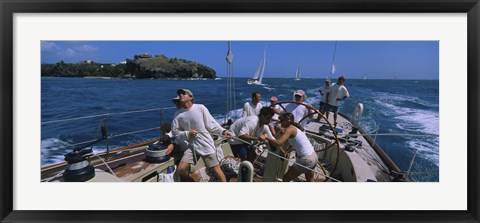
left=229, top=107, right=275, bottom=163
left=318, top=79, right=331, bottom=115
left=242, top=92, right=262, bottom=117
left=324, top=76, right=350, bottom=126
left=284, top=89, right=313, bottom=128
left=172, top=89, right=232, bottom=182
left=165, top=96, right=188, bottom=167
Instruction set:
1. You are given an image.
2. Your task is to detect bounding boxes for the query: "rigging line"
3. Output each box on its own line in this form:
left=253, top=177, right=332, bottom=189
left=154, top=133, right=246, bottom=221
left=227, top=69, right=231, bottom=118
left=404, top=171, right=439, bottom=176
left=110, top=127, right=160, bottom=138
left=225, top=40, right=234, bottom=123
left=232, top=63, right=237, bottom=116
left=345, top=133, right=439, bottom=137
left=50, top=127, right=161, bottom=151
left=229, top=64, right=234, bottom=115
left=42, top=101, right=231, bottom=125
left=406, top=150, right=418, bottom=178
left=92, top=154, right=117, bottom=177
left=225, top=62, right=230, bottom=123
left=41, top=107, right=177, bottom=124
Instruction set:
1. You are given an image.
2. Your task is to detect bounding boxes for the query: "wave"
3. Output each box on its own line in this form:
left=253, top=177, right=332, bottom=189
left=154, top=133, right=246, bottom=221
left=393, top=108, right=439, bottom=135
left=406, top=140, right=439, bottom=166
left=212, top=108, right=243, bottom=124
left=262, top=86, right=275, bottom=91
left=372, top=92, right=439, bottom=135
left=398, top=99, right=436, bottom=110
left=373, top=92, right=438, bottom=110
left=41, top=137, right=107, bottom=166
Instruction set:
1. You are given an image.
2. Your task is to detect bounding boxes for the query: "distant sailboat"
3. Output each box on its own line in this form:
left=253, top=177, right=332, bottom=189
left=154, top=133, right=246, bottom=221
left=363, top=75, right=367, bottom=80
left=294, top=67, right=301, bottom=81
left=247, top=49, right=266, bottom=85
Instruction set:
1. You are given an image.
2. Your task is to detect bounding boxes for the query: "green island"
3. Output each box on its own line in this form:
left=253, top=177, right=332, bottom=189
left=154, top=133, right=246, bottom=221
left=41, top=53, right=217, bottom=79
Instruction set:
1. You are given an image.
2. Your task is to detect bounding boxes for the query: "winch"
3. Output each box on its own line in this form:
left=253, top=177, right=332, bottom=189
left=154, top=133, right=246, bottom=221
left=144, top=142, right=170, bottom=163
left=63, top=147, right=95, bottom=182
left=62, top=118, right=108, bottom=182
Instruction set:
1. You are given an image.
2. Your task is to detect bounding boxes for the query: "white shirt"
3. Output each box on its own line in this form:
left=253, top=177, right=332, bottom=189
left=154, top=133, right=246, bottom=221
left=327, top=84, right=349, bottom=107
left=284, top=103, right=310, bottom=128
left=288, top=127, right=315, bottom=158
left=318, top=85, right=330, bottom=103
left=242, top=101, right=262, bottom=118
left=172, top=104, right=226, bottom=156
left=229, top=116, right=274, bottom=145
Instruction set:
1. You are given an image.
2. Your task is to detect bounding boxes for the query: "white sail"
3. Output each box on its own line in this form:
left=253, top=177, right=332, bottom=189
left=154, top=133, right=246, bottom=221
left=328, top=42, right=338, bottom=79
left=248, top=49, right=266, bottom=85
left=226, top=42, right=234, bottom=64
left=294, top=67, right=301, bottom=80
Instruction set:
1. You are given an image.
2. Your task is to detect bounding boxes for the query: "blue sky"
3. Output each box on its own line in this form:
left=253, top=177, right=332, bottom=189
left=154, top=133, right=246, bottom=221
left=41, top=41, right=439, bottom=80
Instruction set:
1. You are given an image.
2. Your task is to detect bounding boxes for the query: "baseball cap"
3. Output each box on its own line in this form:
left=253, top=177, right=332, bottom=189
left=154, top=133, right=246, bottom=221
left=294, top=89, right=305, bottom=96
left=270, top=96, right=278, bottom=102
left=177, top=89, right=194, bottom=99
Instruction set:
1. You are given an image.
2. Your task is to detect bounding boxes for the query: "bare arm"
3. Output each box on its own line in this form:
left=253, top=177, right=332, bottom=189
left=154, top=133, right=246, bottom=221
left=265, top=126, right=294, bottom=147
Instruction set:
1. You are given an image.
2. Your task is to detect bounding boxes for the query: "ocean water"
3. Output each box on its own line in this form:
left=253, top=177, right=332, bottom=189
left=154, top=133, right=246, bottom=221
left=41, top=77, right=439, bottom=181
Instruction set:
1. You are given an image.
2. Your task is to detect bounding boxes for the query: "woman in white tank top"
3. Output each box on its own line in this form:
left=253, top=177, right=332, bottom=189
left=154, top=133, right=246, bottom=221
left=262, top=113, right=318, bottom=182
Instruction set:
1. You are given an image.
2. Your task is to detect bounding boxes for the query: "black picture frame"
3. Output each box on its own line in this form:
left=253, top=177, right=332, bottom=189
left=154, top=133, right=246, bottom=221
left=1, top=0, right=479, bottom=222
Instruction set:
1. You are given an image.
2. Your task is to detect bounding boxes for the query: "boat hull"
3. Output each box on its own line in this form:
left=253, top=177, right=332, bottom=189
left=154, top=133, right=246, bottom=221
left=247, top=79, right=262, bottom=85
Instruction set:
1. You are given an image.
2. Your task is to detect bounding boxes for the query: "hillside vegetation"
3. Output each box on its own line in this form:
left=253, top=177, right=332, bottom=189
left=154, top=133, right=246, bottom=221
left=41, top=53, right=216, bottom=79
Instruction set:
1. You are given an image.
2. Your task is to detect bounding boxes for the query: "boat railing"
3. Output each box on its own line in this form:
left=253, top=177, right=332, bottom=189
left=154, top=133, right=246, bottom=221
left=41, top=102, right=231, bottom=151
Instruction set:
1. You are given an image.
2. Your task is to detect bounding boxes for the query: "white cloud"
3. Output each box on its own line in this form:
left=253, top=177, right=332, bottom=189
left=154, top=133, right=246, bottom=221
left=41, top=41, right=61, bottom=53
left=63, top=48, right=77, bottom=57
left=42, top=42, right=99, bottom=62
left=74, top=44, right=98, bottom=53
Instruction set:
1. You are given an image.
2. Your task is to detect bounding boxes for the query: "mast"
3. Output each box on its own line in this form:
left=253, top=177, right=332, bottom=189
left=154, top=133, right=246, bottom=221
left=225, top=41, right=236, bottom=123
